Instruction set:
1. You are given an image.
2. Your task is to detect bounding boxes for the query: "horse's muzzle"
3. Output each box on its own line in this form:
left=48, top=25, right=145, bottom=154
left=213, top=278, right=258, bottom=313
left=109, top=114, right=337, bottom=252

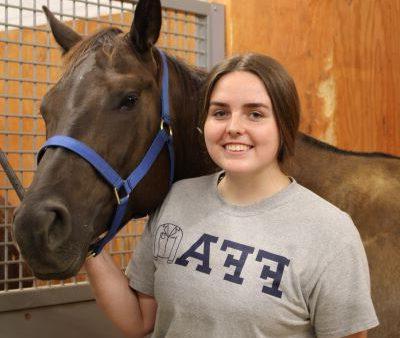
left=12, top=199, right=77, bottom=278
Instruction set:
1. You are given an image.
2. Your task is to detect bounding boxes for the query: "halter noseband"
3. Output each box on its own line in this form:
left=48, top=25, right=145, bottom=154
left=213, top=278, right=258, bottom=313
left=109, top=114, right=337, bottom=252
left=37, top=49, right=174, bottom=256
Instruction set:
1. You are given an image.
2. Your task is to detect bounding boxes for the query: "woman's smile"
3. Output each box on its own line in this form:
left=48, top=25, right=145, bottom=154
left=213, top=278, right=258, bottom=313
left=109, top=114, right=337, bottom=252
left=223, top=143, right=254, bottom=153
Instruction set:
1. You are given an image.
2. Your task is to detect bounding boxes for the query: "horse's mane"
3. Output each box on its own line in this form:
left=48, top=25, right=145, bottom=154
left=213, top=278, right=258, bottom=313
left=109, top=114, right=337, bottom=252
left=301, top=133, right=400, bottom=159
left=163, top=53, right=207, bottom=124
left=165, top=53, right=207, bottom=91
left=161, top=53, right=213, bottom=177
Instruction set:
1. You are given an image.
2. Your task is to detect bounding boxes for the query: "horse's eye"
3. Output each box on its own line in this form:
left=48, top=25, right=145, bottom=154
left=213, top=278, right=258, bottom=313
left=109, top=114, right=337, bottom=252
left=119, top=94, right=138, bottom=111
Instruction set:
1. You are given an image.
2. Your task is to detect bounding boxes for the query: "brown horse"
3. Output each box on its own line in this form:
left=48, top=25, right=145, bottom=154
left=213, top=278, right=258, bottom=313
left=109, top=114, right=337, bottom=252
left=12, top=1, right=399, bottom=337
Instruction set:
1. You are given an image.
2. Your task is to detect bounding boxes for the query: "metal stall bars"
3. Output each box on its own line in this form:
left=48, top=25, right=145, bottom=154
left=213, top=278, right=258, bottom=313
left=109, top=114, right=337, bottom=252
left=0, top=1, right=224, bottom=337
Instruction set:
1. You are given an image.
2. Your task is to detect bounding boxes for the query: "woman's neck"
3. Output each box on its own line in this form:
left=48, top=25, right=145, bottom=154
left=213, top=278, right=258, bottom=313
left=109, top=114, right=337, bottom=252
left=218, top=164, right=290, bottom=206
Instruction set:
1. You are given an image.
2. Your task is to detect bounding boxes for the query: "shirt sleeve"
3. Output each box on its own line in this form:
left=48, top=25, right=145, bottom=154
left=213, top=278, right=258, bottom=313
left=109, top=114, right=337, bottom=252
left=308, top=218, right=379, bottom=337
left=125, top=214, right=157, bottom=297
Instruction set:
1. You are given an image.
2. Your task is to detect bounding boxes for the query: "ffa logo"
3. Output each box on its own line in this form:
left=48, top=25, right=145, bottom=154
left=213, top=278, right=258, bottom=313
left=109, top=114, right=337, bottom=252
left=153, top=223, right=183, bottom=263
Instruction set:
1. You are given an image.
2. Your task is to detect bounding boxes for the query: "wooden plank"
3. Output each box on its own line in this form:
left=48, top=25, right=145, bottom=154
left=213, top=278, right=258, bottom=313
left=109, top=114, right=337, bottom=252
left=213, top=0, right=400, bottom=156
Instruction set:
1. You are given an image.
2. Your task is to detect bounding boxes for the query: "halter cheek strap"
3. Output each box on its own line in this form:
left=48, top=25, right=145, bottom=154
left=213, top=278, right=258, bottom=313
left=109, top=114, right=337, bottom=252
left=36, top=49, right=174, bottom=256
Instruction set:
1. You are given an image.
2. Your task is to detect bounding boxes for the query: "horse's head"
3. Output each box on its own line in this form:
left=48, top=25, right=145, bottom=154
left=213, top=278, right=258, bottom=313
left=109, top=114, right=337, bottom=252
left=12, top=0, right=171, bottom=279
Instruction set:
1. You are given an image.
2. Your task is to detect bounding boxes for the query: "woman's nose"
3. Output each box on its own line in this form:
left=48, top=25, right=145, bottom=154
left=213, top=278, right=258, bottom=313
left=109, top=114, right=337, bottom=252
left=226, top=113, right=244, bottom=136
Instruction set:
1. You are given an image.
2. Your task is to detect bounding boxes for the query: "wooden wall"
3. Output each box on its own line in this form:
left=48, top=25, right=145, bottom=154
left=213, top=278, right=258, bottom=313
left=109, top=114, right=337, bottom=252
left=214, top=0, right=400, bottom=156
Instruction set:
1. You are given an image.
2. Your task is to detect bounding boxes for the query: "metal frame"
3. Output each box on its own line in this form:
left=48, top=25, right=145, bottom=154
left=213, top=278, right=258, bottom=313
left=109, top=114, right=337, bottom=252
left=160, top=0, right=225, bottom=69
left=0, top=0, right=225, bottom=317
left=0, top=284, right=93, bottom=312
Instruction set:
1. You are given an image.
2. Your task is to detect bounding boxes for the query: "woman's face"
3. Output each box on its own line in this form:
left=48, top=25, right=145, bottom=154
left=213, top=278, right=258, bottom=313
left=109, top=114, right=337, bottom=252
left=204, top=71, right=281, bottom=176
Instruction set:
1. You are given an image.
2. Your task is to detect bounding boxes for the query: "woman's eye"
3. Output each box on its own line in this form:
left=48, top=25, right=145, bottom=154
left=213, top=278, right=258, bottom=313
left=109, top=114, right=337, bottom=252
left=212, top=109, right=227, bottom=118
left=249, top=111, right=263, bottom=120
left=119, top=94, right=138, bottom=111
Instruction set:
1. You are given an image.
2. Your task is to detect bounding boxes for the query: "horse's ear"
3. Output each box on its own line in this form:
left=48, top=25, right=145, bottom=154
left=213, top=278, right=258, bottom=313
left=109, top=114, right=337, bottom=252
left=130, top=0, right=162, bottom=54
left=42, top=6, right=82, bottom=54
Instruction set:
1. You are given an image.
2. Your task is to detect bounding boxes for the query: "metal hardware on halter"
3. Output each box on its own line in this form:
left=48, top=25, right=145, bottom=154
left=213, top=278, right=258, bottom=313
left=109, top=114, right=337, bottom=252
left=160, top=120, right=173, bottom=137
left=113, top=181, right=130, bottom=205
left=36, top=48, right=174, bottom=257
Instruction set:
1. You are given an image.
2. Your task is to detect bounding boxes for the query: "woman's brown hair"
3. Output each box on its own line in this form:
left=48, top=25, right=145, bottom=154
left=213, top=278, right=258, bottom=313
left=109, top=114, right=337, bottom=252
left=201, top=53, right=300, bottom=162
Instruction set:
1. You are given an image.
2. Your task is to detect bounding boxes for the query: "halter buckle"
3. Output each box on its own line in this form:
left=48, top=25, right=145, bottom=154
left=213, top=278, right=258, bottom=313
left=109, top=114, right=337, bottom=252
left=113, top=181, right=131, bottom=205
left=160, top=120, right=173, bottom=137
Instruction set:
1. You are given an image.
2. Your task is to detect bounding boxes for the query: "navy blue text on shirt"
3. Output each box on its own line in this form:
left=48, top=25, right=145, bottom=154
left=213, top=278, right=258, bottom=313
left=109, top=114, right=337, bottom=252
left=172, top=233, right=290, bottom=299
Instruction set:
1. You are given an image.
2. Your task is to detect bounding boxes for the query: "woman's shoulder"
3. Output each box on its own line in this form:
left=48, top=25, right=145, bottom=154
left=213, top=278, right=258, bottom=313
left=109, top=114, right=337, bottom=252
left=169, top=172, right=219, bottom=195
left=148, top=172, right=219, bottom=225
left=153, top=172, right=218, bottom=210
left=290, top=182, right=359, bottom=243
left=293, top=183, right=344, bottom=214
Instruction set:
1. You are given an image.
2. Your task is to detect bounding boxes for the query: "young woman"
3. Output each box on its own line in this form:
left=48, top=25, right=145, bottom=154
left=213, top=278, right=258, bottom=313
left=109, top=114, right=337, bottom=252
left=85, top=54, right=378, bottom=338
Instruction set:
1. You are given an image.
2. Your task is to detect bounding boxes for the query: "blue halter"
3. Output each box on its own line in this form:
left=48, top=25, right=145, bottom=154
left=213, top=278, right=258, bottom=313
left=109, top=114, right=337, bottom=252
left=37, top=49, right=174, bottom=256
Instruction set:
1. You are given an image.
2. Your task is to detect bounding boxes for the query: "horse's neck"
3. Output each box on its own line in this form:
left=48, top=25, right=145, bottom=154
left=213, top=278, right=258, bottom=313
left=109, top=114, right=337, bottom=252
left=282, top=133, right=345, bottom=195
left=168, top=59, right=218, bottom=181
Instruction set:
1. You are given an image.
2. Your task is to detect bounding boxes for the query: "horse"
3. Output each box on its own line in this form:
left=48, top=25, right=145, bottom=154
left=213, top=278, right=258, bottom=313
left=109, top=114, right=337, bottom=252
left=11, top=1, right=399, bottom=337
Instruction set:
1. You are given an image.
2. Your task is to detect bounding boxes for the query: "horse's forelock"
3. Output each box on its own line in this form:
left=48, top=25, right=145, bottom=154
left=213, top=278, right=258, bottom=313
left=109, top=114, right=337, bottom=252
left=62, top=27, right=124, bottom=75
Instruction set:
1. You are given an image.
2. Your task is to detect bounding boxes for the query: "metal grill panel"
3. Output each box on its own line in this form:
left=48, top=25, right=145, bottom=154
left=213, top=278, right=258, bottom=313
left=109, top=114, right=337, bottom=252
left=0, top=0, right=218, bottom=299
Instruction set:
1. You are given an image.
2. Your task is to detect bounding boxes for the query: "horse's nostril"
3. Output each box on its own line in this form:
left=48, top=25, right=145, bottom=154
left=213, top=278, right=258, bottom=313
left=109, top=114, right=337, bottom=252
left=43, top=203, right=72, bottom=251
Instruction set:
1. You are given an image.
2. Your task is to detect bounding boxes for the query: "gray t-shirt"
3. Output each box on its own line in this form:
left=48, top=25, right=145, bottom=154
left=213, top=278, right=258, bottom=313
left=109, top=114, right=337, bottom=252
left=126, top=173, right=378, bottom=337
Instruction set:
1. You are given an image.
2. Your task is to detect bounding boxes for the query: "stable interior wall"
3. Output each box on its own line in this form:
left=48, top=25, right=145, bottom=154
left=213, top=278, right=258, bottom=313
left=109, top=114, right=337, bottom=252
left=213, top=0, right=400, bottom=156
